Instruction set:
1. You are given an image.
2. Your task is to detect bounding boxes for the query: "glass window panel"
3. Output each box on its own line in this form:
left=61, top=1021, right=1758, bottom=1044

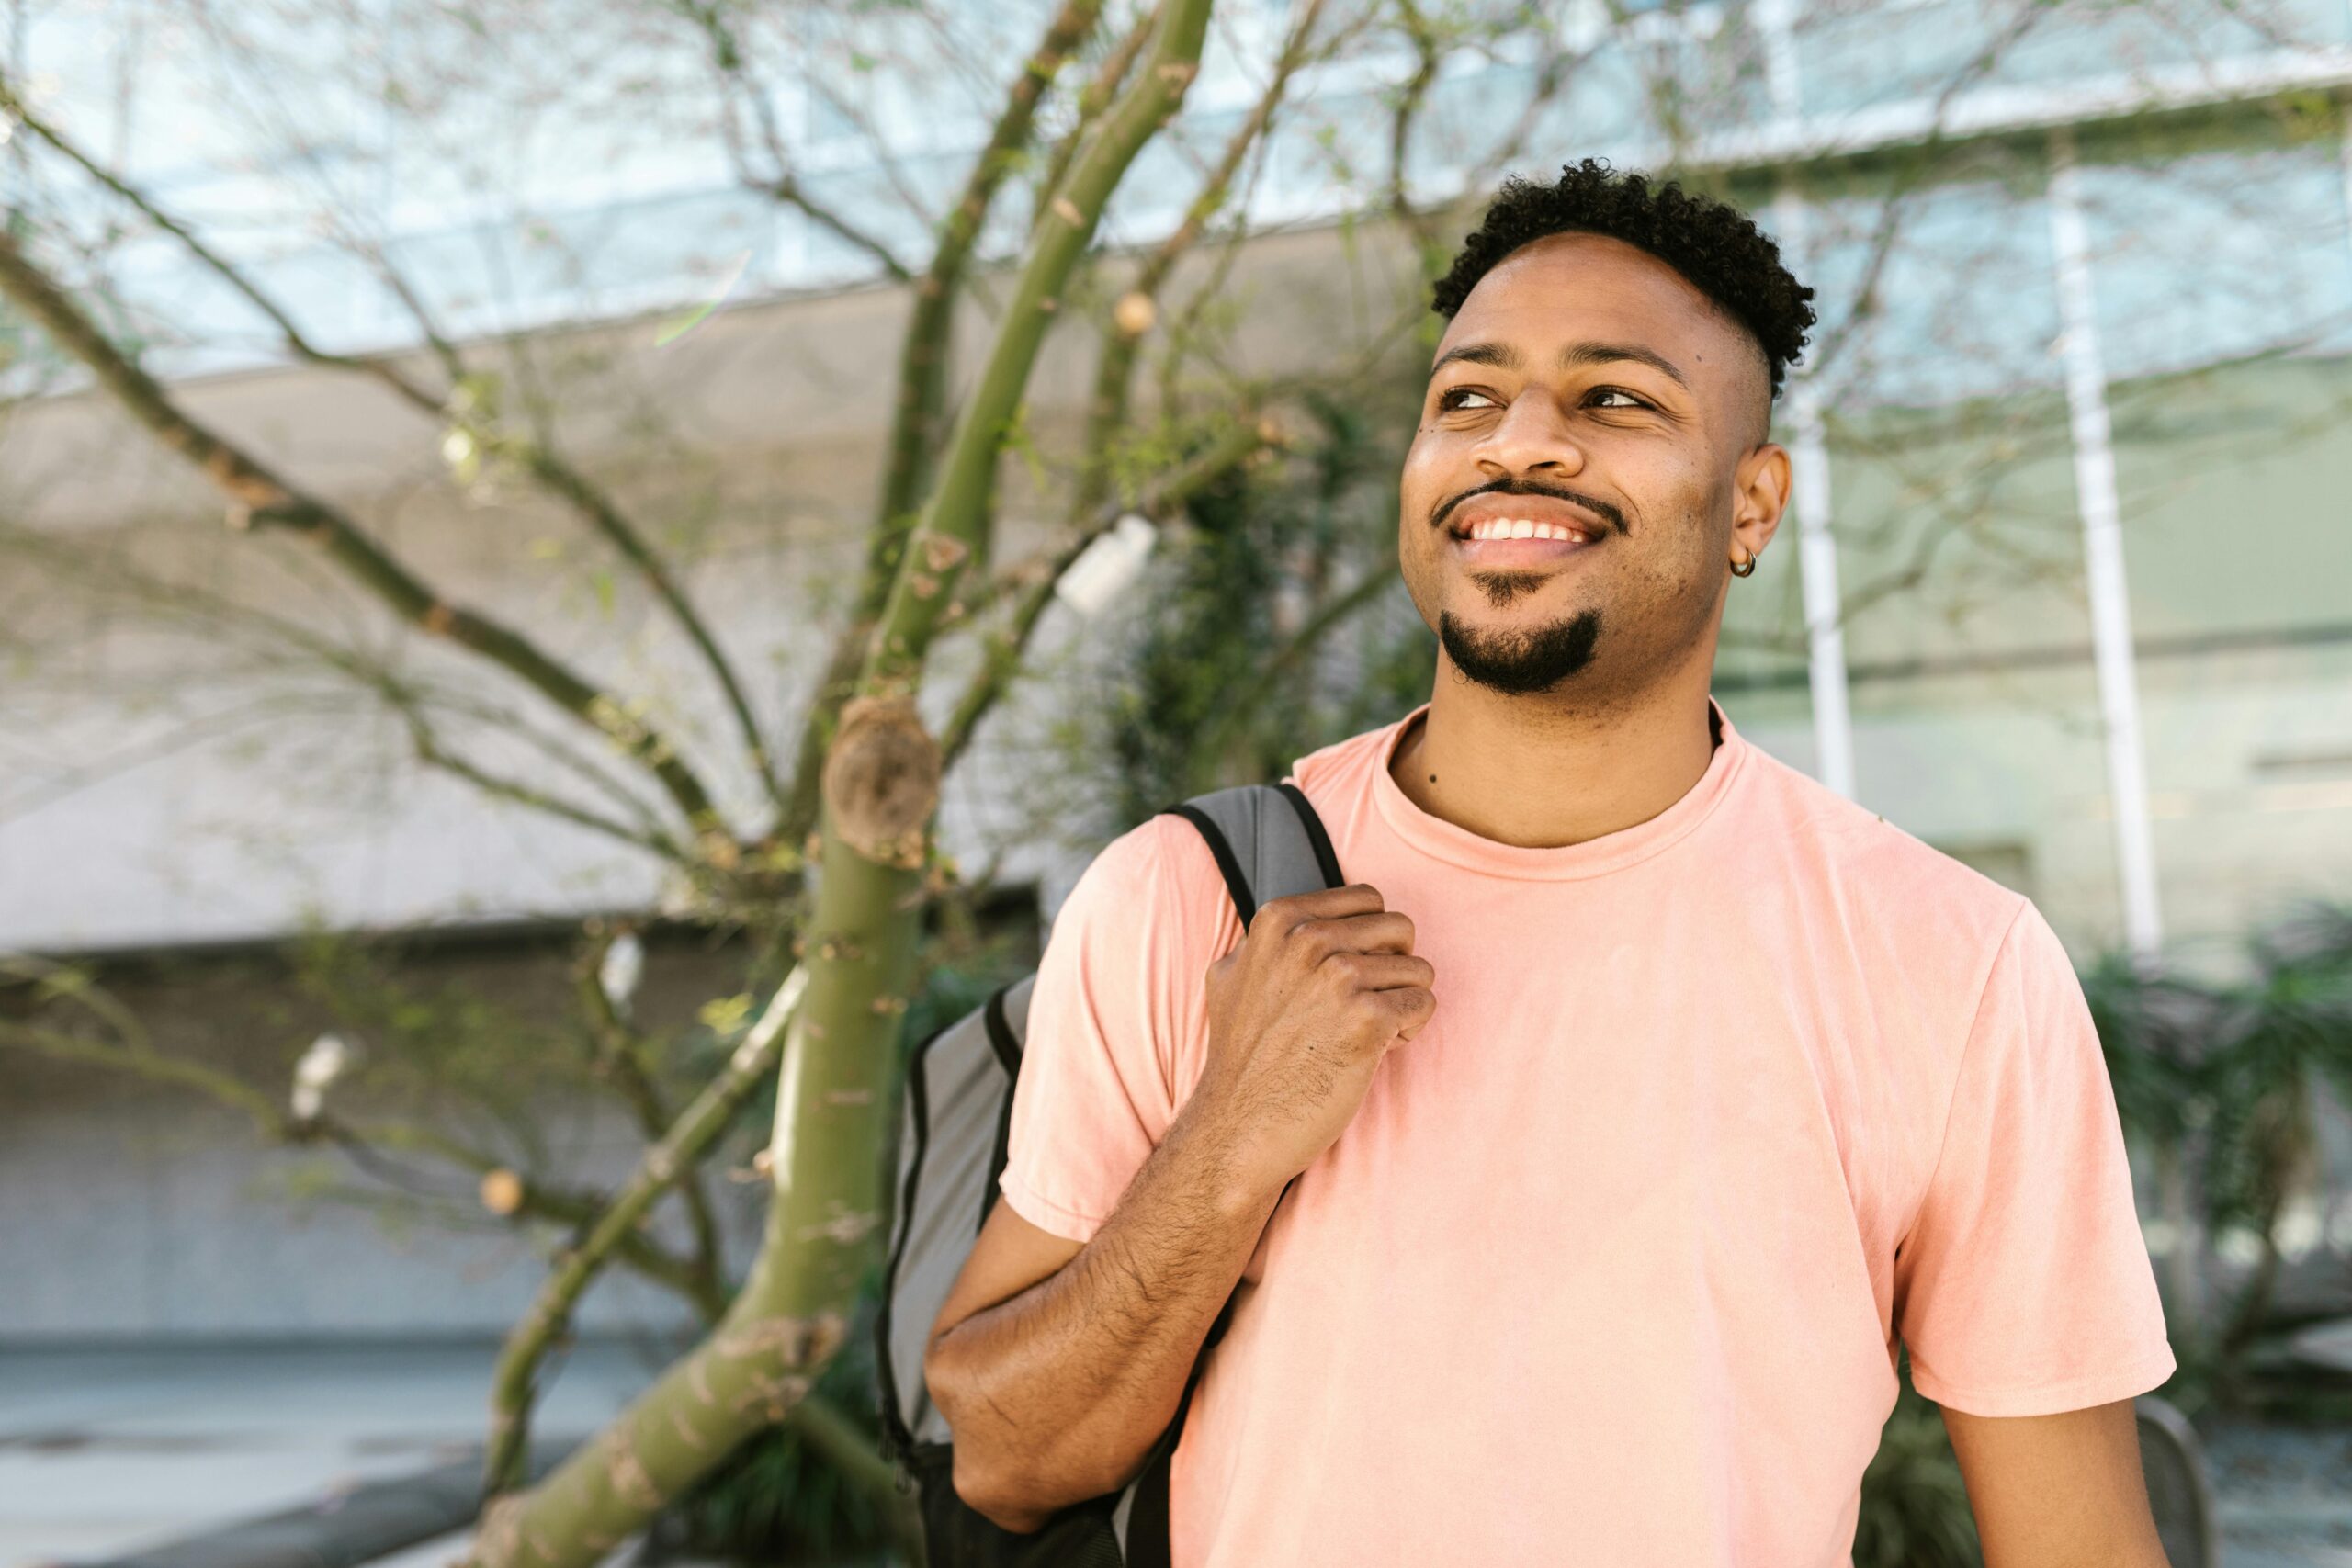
left=2075, top=133, right=2352, bottom=381
left=1786, top=153, right=2062, bottom=412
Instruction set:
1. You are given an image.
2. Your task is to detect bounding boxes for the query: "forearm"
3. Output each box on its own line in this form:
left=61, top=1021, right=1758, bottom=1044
left=927, top=1105, right=1281, bottom=1528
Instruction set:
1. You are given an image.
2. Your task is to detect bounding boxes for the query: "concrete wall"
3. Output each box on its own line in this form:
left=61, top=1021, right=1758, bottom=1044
left=0, top=928, right=788, bottom=1340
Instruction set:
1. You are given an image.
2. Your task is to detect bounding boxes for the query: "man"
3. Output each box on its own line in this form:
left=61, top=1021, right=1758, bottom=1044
left=923, top=158, right=2177, bottom=1565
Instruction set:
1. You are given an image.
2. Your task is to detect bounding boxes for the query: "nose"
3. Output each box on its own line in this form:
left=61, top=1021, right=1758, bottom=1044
left=1473, top=388, right=1587, bottom=482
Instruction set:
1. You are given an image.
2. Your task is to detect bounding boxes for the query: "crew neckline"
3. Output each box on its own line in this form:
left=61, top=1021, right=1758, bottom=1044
left=1358, top=696, right=1749, bottom=881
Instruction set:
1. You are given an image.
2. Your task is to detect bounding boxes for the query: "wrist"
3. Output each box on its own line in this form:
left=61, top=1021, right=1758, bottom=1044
left=1167, top=1094, right=1287, bottom=1224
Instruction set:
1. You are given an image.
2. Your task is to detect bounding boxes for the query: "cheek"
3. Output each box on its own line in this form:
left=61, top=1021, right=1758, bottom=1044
left=1613, top=468, right=1726, bottom=596
left=1397, top=433, right=1444, bottom=513
left=1395, top=439, right=1449, bottom=549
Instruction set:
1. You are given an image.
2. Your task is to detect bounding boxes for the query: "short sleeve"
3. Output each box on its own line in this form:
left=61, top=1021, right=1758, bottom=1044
left=1893, top=901, right=2177, bottom=1417
left=998, top=815, right=1239, bottom=1244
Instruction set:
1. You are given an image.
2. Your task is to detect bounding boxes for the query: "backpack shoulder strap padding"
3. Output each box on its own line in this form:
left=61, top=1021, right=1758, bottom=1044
left=1159, top=780, right=1344, bottom=930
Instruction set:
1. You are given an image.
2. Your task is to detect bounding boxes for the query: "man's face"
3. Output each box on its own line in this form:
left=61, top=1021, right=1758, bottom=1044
left=1397, top=231, right=1785, bottom=702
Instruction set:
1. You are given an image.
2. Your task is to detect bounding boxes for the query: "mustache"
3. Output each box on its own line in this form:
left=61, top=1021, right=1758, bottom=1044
left=1430, top=478, right=1631, bottom=538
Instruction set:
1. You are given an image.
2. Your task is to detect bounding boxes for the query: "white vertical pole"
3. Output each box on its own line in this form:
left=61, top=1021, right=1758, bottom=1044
left=1756, top=0, right=1857, bottom=799
left=2342, top=96, right=2352, bottom=304
left=2046, top=126, right=2164, bottom=960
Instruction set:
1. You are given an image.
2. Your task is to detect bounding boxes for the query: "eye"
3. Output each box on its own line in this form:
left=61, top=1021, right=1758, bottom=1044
left=1589, top=387, right=1653, bottom=411
left=1436, top=386, right=1497, bottom=412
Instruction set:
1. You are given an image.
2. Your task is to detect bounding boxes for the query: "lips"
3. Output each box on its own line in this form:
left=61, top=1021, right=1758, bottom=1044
left=1443, top=505, right=1605, bottom=569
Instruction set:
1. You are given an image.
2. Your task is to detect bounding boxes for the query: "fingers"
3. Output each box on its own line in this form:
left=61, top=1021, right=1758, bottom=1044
left=1254, top=890, right=1415, bottom=961
left=1369, top=978, right=1436, bottom=1036
left=1326, top=950, right=1434, bottom=992
left=1307, top=910, right=1417, bottom=957
left=1258, top=883, right=1386, bottom=923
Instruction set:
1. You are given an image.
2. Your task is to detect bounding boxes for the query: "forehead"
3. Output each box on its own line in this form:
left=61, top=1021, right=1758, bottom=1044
left=1432, top=231, right=1751, bottom=400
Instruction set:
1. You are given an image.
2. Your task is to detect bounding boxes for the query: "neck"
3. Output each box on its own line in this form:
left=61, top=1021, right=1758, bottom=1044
left=1388, top=653, right=1722, bottom=851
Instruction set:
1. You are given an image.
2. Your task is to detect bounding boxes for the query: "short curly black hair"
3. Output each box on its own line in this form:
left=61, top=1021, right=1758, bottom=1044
left=1432, top=158, right=1817, bottom=412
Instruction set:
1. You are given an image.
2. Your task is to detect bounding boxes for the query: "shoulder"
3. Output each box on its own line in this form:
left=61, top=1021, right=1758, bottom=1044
left=1287, top=715, right=1401, bottom=800
left=1731, top=741, right=2033, bottom=985
left=1046, top=809, right=1248, bottom=959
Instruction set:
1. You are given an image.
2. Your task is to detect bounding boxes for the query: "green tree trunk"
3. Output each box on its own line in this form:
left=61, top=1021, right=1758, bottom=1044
left=467, top=5, right=1216, bottom=1562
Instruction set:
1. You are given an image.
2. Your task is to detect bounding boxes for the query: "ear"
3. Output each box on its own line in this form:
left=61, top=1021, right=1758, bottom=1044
left=1731, top=442, right=1792, bottom=567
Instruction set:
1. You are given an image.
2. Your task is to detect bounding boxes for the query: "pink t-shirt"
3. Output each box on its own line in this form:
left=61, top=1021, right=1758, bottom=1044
left=1000, top=699, right=2175, bottom=1567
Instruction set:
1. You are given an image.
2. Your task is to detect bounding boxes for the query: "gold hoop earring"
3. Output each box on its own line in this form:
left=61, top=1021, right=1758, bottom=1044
left=1730, top=549, right=1758, bottom=579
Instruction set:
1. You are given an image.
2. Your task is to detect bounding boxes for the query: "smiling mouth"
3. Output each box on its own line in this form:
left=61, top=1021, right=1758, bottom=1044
left=1446, top=514, right=1603, bottom=567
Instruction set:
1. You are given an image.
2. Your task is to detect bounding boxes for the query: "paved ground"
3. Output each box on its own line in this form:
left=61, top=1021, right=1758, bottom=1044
left=2204, top=1416, right=2352, bottom=1567
left=0, top=1342, right=662, bottom=1568
left=3, top=1343, right=2349, bottom=1567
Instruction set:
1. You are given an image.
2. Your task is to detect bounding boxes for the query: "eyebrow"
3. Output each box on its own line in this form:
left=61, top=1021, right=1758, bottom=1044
left=1430, top=338, right=1690, bottom=390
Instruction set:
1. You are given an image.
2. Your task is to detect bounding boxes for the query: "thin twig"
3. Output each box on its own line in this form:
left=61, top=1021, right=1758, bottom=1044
left=0, top=228, right=728, bottom=838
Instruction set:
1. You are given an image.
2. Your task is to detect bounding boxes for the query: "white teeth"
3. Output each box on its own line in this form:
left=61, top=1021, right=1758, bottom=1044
left=1464, top=518, right=1587, bottom=543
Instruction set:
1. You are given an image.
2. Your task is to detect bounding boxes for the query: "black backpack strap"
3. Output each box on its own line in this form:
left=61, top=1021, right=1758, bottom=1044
left=1159, top=802, right=1262, bottom=928
left=1162, top=781, right=1345, bottom=929
left=980, top=987, right=1023, bottom=1235
left=1273, top=781, right=1345, bottom=890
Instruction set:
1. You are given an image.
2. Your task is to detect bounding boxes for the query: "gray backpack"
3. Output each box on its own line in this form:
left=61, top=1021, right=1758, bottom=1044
left=876, top=782, right=1343, bottom=1566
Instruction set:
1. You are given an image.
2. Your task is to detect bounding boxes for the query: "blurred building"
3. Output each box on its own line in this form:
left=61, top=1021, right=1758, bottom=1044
left=5, top=0, right=2349, bottom=1338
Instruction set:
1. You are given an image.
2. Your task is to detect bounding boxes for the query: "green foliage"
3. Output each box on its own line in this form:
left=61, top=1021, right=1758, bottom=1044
left=1096, top=441, right=1294, bottom=822
left=2202, top=904, right=2352, bottom=1237
left=2099, top=902, right=2352, bottom=1243
left=275, top=929, right=587, bottom=1158
left=2080, top=899, right=2352, bottom=1408
left=2080, top=951, right=2224, bottom=1150
left=1085, top=384, right=1427, bottom=827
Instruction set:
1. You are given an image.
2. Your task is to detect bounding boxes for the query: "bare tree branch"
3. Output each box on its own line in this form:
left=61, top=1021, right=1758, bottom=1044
left=859, top=1, right=1206, bottom=699
left=1068, top=0, right=1335, bottom=520
left=1787, top=0, right=2068, bottom=381
left=1195, top=544, right=1403, bottom=767
left=0, top=228, right=729, bottom=839
left=0, top=77, right=455, bottom=410
left=2, top=513, right=693, bottom=852
left=0, top=1015, right=294, bottom=1130
left=1386, top=0, right=1445, bottom=245
left=0, top=76, right=788, bottom=816
left=572, top=928, right=729, bottom=1312
left=404, top=716, right=684, bottom=858
left=676, top=0, right=919, bottom=282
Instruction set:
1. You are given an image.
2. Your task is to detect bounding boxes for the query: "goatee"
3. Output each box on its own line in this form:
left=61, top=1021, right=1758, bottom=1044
left=1439, top=605, right=1602, bottom=695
